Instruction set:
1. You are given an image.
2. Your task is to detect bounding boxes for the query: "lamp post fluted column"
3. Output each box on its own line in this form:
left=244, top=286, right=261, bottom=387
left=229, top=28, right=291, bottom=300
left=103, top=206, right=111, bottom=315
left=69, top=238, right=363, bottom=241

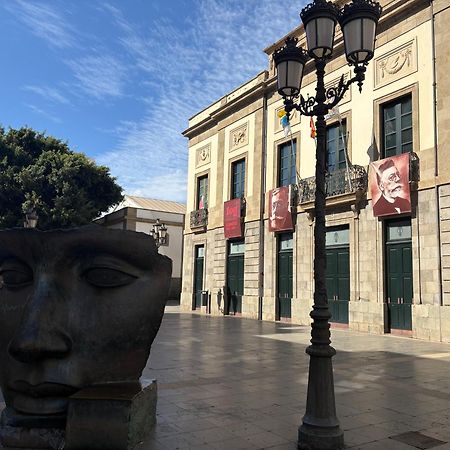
left=298, top=59, right=343, bottom=450
left=272, top=1, right=382, bottom=449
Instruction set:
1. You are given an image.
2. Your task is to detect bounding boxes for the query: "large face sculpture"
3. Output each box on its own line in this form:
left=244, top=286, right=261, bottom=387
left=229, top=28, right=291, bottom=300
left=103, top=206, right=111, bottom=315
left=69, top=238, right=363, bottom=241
left=0, top=227, right=171, bottom=429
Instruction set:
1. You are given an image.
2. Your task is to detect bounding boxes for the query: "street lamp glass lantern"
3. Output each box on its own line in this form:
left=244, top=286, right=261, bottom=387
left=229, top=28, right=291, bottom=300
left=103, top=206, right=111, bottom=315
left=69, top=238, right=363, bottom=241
left=273, top=37, right=308, bottom=99
left=159, top=224, right=167, bottom=240
left=300, top=0, right=339, bottom=59
left=339, top=0, right=382, bottom=65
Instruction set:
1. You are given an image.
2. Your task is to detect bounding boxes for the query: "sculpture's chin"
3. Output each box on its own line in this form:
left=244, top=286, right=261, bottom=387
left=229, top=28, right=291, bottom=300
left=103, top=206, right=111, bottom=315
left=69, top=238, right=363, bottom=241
left=0, top=407, right=65, bottom=450
left=0, top=407, right=66, bottom=429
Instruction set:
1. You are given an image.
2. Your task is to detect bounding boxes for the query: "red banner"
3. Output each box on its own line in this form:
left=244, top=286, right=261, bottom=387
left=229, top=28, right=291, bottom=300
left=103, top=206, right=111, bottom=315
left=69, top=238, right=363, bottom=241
left=224, top=198, right=243, bottom=239
left=370, top=153, right=411, bottom=218
left=268, top=186, right=293, bottom=232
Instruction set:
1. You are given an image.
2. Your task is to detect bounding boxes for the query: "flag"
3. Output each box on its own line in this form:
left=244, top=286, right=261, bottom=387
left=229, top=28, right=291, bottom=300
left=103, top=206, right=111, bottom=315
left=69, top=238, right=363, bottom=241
left=279, top=110, right=291, bottom=137
left=199, top=195, right=205, bottom=209
left=310, top=117, right=317, bottom=139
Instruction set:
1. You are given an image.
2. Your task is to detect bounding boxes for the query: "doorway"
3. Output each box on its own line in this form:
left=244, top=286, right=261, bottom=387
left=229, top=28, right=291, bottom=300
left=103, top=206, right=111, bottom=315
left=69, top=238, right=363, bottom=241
left=226, top=240, right=245, bottom=314
left=326, top=227, right=350, bottom=324
left=385, top=218, right=413, bottom=331
left=193, top=245, right=204, bottom=309
left=277, top=233, right=293, bottom=320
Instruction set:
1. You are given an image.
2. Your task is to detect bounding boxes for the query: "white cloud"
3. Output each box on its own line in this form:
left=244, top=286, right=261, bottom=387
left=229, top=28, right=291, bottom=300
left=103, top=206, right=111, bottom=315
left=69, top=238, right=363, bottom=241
left=65, top=53, right=127, bottom=100
left=25, top=104, right=62, bottom=124
left=127, top=169, right=188, bottom=204
left=98, top=0, right=304, bottom=203
left=6, top=0, right=76, bottom=49
left=23, top=85, right=70, bottom=105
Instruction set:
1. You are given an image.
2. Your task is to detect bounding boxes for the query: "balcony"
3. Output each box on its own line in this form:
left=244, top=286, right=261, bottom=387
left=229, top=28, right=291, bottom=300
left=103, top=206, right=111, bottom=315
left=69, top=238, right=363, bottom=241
left=190, top=208, right=208, bottom=230
left=297, top=165, right=368, bottom=213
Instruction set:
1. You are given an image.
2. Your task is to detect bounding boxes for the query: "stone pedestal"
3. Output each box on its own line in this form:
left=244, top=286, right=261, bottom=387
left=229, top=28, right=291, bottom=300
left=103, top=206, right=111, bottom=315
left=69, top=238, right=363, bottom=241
left=0, top=380, right=157, bottom=450
left=65, top=380, right=157, bottom=450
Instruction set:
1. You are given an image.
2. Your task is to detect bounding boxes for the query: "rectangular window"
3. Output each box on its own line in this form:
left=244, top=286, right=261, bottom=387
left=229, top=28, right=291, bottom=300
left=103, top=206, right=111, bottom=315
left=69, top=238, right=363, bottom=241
left=197, top=175, right=208, bottom=209
left=278, top=140, right=296, bottom=187
left=386, top=219, right=412, bottom=242
left=279, top=232, right=293, bottom=250
left=326, top=121, right=347, bottom=172
left=196, top=245, right=205, bottom=258
left=382, top=95, right=412, bottom=157
left=326, top=226, right=350, bottom=247
left=229, top=240, right=245, bottom=255
left=231, top=159, right=246, bottom=199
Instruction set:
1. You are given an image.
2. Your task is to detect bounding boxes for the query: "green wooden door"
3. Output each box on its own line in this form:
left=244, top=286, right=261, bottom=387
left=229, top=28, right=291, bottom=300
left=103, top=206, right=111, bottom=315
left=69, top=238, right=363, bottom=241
left=326, top=227, right=349, bottom=324
left=326, top=247, right=349, bottom=323
left=385, top=219, right=412, bottom=330
left=193, top=246, right=204, bottom=309
left=277, top=233, right=293, bottom=320
left=227, top=241, right=245, bottom=314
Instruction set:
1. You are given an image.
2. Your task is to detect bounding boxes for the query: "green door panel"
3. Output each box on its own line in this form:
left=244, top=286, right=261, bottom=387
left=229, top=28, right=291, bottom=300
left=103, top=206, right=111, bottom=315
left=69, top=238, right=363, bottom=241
left=326, top=246, right=349, bottom=324
left=386, top=242, right=412, bottom=330
left=338, top=250, right=349, bottom=273
left=227, top=253, right=244, bottom=314
left=277, top=246, right=293, bottom=319
left=194, top=254, right=204, bottom=309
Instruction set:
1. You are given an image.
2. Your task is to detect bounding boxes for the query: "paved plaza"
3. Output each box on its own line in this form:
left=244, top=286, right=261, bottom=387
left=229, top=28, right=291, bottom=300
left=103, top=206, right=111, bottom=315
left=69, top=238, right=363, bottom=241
left=1, top=308, right=450, bottom=449
left=139, top=308, right=450, bottom=450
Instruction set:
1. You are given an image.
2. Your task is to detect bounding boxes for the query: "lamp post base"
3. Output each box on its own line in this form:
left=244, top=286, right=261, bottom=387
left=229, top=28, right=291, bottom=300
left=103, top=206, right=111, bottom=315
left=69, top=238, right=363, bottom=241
left=297, top=350, right=344, bottom=450
left=298, top=422, right=344, bottom=450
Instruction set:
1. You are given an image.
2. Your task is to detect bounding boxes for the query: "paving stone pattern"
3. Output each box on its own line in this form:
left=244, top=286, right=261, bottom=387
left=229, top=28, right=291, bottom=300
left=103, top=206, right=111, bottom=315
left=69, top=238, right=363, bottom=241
left=136, top=311, right=450, bottom=449
left=2, top=309, right=450, bottom=449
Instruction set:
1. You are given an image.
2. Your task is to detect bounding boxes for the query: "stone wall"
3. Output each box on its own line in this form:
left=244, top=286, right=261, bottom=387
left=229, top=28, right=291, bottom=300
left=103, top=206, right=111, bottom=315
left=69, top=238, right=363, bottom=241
left=414, top=188, right=440, bottom=306
left=435, top=0, right=450, bottom=182
left=349, top=301, right=385, bottom=335
left=262, top=219, right=276, bottom=321
left=440, top=185, right=450, bottom=306
left=293, top=212, right=314, bottom=325
left=242, top=221, right=262, bottom=319
left=208, top=227, right=226, bottom=315
left=180, top=233, right=195, bottom=312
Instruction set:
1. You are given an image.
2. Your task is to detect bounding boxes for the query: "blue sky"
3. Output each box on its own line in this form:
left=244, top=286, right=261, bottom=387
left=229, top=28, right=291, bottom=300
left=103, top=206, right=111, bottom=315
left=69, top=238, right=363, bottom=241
left=0, top=0, right=304, bottom=203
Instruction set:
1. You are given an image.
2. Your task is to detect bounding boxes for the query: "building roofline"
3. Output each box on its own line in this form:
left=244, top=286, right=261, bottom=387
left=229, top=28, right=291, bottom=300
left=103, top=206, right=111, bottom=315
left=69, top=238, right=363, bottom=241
left=183, top=0, right=428, bottom=141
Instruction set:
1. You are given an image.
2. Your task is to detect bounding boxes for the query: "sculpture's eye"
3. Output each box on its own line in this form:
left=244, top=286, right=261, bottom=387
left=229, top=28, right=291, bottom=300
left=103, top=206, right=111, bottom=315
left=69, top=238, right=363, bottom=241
left=0, top=268, right=33, bottom=289
left=83, top=267, right=137, bottom=288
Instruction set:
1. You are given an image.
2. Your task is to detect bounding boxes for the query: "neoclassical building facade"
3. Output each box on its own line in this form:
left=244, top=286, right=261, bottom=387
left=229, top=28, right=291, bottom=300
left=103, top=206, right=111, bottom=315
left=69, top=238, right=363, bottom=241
left=181, top=0, right=450, bottom=342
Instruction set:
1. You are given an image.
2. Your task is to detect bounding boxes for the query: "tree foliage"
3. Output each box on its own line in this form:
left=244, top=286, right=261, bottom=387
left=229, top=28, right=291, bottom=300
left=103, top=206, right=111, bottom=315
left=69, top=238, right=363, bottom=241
left=0, top=126, right=123, bottom=230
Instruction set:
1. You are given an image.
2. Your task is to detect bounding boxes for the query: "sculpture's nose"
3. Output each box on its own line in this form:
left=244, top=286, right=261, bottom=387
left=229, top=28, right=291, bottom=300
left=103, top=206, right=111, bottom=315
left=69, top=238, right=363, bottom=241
left=8, top=275, right=72, bottom=364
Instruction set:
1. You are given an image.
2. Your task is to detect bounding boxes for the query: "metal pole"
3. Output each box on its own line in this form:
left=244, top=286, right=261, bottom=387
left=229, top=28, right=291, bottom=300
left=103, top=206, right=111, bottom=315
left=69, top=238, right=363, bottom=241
left=298, top=59, right=344, bottom=450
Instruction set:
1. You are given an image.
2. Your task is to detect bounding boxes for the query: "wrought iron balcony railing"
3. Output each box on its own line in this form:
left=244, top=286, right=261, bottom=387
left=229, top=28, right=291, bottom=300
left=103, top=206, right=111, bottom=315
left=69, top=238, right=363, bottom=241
left=190, top=208, right=208, bottom=229
left=297, top=165, right=368, bottom=205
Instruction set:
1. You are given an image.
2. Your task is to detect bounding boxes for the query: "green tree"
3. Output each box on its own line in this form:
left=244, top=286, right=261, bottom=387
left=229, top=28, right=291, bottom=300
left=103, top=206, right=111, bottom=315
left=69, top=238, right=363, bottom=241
left=0, top=126, right=123, bottom=230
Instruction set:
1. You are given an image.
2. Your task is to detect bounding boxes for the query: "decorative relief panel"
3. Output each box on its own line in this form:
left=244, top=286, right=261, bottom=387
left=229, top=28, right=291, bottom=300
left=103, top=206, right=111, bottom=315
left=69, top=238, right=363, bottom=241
left=325, top=72, right=351, bottom=105
left=196, top=144, right=211, bottom=168
left=274, top=106, right=300, bottom=133
left=375, top=40, right=417, bottom=89
left=229, top=122, right=249, bottom=151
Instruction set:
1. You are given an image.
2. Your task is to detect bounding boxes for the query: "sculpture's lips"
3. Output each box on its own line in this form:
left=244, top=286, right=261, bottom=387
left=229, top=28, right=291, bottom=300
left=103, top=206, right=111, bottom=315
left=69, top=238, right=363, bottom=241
left=9, top=381, right=79, bottom=415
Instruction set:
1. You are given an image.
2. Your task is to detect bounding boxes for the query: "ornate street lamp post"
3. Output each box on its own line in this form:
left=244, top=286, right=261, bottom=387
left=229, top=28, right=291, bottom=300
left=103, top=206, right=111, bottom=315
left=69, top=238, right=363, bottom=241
left=273, top=1, right=381, bottom=449
left=151, top=218, right=168, bottom=248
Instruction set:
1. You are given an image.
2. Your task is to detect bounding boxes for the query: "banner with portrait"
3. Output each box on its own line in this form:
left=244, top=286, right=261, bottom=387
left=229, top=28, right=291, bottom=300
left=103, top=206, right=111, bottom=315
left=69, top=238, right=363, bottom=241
left=224, top=198, right=243, bottom=239
left=268, top=186, right=293, bottom=232
left=370, top=153, right=411, bottom=218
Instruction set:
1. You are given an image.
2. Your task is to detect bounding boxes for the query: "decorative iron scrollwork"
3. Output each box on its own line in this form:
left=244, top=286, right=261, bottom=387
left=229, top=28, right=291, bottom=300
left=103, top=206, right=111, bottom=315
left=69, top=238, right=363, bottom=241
left=297, top=165, right=368, bottom=204
left=190, top=209, right=208, bottom=229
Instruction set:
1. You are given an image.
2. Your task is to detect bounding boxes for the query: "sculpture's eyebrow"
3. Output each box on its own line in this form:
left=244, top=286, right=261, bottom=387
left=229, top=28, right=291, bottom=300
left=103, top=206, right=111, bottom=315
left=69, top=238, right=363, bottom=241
left=0, top=228, right=167, bottom=274
left=63, top=237, right=155, bottom=271
left=73, top=253, right=143, bottom=275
